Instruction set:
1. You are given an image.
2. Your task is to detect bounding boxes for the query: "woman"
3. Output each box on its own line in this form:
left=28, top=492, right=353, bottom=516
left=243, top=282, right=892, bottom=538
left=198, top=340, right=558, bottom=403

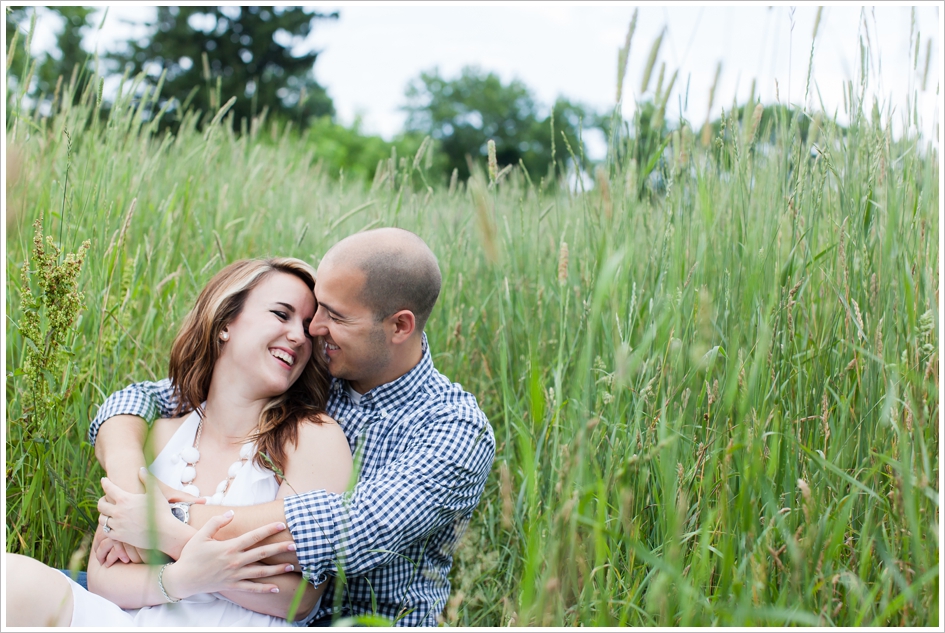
left=6, top=257, right=353, bottom=626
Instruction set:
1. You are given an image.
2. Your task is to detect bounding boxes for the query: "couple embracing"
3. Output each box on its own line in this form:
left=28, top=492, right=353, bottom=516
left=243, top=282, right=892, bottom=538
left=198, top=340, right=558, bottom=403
left=7, top=228, right=495, bottom=627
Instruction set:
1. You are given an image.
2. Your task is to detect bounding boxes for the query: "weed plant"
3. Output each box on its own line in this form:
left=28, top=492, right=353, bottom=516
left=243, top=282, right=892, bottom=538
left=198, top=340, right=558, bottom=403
left=5, top=29, right=939, bottom=627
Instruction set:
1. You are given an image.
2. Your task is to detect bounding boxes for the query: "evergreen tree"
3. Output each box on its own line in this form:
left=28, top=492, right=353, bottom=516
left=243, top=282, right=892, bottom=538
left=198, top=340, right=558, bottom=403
left=110, top=6, right=336, bottom=128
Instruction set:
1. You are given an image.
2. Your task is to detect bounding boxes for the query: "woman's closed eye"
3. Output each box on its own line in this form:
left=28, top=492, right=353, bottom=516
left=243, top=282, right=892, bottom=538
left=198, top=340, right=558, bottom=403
left=271, top=310, right=289, bottom=320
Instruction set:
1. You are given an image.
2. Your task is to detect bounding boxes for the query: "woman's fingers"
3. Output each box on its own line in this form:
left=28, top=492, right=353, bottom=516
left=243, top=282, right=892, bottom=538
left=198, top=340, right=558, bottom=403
left=99, top=477, right=125, bottom=503
left=195, top=510, right=237, bottom=540
left=97, top=495, right=116, bottom=518
left=230, top=580, right=281, bottom=594
left=238, top=540, right=298, bottom=566
left=230, top=520, right=288, bottom=552
left=242, top=562, right=297, bottom=579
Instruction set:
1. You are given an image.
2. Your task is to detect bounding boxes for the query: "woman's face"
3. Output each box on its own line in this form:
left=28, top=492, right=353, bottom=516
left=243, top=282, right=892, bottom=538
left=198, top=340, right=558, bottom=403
left=218, top=271, right=316, bottom=399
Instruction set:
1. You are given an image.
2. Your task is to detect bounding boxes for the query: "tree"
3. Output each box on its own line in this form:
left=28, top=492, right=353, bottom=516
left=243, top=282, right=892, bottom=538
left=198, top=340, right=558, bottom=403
left=5, top=7, right=96, bottom=104
left=109, top=6, right=336, bottom=128
left=403, top=66, right=597, bottom=183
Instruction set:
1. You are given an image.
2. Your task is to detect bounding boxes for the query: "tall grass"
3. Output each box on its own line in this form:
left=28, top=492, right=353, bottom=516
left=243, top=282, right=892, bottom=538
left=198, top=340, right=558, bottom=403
left=5, top=38, right=939, bottom=626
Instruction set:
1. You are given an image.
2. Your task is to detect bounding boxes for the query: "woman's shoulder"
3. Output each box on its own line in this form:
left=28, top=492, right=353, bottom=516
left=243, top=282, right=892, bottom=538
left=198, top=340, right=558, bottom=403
left=146, top=414, right=192, bottom=456
left=280, top=413, right=353, bottom=493
left=294, top=413, right=348, bottom=447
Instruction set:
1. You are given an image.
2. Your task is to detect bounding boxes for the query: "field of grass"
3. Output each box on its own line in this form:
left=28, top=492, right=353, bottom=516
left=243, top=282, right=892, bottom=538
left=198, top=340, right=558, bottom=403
left=5, top=42, right=940, bottom=626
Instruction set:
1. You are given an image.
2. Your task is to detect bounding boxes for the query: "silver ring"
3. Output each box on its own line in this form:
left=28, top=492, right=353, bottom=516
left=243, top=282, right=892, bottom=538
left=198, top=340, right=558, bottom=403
left=103, top=516, right=112, bottom=533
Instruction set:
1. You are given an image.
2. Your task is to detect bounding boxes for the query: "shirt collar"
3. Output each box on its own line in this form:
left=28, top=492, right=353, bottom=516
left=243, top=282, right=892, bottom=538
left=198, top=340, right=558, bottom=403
left=329, top=333, right=433, bottom=406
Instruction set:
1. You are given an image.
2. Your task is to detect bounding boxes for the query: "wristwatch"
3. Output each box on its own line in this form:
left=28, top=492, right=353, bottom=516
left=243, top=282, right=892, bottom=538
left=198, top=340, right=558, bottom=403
left=168, top=501, right=194, bottom=524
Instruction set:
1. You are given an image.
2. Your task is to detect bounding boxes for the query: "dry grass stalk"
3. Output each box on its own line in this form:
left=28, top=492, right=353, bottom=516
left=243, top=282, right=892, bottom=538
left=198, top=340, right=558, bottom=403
left=701, top=62, right=723, bottom=146
left=851, top=299, right=865, bottom=340
left=499, top=462, right=513, bottom=530
left=748, top=103, right=764, bottom=144
left=616, top=10, right=638, bottom=103
left=557, top=241, right=569, bottom=285
left=412, top=136, right=431, bottom=171
left=595, top=167, right=612, bottom=219
left=640, top=28, right=665, bottom=94
left=470, top=179, right=497, bottom=263
left=487, top=139, right=498, bottom=182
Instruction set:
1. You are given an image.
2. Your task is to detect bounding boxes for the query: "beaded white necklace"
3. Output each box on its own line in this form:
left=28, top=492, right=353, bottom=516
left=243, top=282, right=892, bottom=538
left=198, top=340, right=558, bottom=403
left=176, top=415, right=254, bottom=505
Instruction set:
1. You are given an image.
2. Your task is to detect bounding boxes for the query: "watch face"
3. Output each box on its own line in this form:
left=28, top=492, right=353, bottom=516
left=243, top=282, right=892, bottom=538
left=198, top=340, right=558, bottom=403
left=170, top=506, right=186, bottom=522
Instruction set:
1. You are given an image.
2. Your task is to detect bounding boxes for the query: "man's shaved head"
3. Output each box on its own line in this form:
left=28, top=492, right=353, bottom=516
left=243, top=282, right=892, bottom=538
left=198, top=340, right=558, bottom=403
left=321, top=228, right=442, bottom=332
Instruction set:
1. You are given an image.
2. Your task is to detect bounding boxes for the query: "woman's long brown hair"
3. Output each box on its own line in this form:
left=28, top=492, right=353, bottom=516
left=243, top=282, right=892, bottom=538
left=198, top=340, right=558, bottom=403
left=167, top=258, right=329, bottom=476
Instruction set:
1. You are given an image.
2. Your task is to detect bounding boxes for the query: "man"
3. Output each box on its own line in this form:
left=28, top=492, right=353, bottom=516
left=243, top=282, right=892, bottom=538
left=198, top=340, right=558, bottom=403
left=90, top=228, right=495, bottom=626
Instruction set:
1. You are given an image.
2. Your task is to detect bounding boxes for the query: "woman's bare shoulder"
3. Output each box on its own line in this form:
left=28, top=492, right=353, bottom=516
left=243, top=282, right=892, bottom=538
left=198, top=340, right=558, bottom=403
left=280, top=414, right=353, bottom=494
left=146, top=415, right=189, bottom=456
left=296, top=413, right=348, bottom=443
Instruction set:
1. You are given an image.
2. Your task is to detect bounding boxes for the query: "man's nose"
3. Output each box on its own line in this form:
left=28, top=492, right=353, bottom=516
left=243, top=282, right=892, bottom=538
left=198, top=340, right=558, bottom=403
left=309, top=309, right=329, bottom=337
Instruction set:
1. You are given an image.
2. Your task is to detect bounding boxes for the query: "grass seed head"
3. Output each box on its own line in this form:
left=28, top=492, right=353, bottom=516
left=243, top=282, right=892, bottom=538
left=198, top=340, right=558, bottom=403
left=557, top=241, right=569, bottom=284
left=748, top=102, right=764, bottom=143
left=487, top=139, right=498, bottom=182
left=595, top=167, right=612, bottom=219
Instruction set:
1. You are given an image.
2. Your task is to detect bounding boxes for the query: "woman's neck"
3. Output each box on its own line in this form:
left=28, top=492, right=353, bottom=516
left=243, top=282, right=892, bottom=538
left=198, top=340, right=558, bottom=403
left=201, top=381, right=268, bottom=445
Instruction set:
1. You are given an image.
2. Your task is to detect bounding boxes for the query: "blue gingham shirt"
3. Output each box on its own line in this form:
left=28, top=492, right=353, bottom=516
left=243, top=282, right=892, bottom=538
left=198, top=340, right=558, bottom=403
left=88, top=335, right=495, bottom=626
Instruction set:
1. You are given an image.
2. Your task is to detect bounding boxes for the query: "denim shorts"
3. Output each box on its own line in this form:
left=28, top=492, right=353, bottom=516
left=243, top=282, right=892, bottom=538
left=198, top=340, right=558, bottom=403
left=60, top=569, right=88, bottom=590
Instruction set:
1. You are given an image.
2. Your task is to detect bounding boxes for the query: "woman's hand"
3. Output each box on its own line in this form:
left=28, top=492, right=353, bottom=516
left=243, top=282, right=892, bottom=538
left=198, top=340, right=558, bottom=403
left=97, top=469, right=203, bottom=555
left=160, top=511, right=298, bottom=599
left=97, top=476, right=167, bottom=550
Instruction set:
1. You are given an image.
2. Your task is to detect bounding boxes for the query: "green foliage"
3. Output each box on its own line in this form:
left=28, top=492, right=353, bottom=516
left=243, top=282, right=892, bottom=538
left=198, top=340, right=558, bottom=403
left=403, top=66, right=597, bottom=183
left=17, top=217, right=91, bottom=427
left=108, top=6, right=336, bottom=129
left=304, top=116, right=432, bottom=185
left=7, top=214, right=95, bottom=566
left=5, top=7, right=98, bottom=110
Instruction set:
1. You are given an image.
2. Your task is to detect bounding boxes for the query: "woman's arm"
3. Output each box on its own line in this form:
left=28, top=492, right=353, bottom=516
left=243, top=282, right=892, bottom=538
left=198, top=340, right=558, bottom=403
left=95, top=416, right=353, bottom=620
left=217, top=416, right=354, bottom=620
left=87, top=515, right=296, bottom=610
left=86, top=524, right=172, bottom=609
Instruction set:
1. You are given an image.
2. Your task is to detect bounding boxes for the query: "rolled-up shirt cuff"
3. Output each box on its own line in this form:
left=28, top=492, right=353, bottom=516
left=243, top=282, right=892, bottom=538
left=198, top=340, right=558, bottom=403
left=283, top=489, right=337, bottom=585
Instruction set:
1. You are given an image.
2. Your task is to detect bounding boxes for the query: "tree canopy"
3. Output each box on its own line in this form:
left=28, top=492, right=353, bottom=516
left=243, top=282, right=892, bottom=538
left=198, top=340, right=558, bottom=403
left=5, top=7, right=97, bottom=102
left=403, top=66, right=596, bottom=183
left=109, top=6, right=336, bottom=127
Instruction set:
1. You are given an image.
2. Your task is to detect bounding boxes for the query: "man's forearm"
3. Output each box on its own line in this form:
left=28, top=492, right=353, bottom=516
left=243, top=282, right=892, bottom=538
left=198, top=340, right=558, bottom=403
left=95, top=416, right=149, bottom=493
left=187, top=500, right=299, bottom=566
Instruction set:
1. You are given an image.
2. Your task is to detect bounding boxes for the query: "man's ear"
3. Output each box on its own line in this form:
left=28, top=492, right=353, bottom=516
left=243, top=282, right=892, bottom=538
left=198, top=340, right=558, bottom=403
left=388, top=310, right=416, bottom=344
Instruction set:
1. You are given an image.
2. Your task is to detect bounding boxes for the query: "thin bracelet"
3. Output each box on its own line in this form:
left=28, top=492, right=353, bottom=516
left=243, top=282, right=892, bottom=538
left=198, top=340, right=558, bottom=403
left=158, top=562, right=181, bottom=603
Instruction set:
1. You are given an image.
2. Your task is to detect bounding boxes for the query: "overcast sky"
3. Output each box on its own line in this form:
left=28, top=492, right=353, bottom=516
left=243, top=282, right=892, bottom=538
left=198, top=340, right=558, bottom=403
left=17, top=2, right=944, bottom=157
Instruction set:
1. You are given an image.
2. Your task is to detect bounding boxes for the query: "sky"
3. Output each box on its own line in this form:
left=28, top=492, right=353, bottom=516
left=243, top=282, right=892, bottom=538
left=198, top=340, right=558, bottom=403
left=15, top=2, right=945, bottom=159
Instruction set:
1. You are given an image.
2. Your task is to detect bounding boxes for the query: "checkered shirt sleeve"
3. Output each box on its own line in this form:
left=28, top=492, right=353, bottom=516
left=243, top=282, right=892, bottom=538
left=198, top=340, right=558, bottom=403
left=87, top=378, right=180, bottom=444
left=283, top=404, right=495, bottom=585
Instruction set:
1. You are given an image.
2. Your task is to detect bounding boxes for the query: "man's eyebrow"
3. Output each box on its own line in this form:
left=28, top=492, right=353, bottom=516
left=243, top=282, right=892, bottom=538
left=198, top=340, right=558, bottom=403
left=318, top=301, right=346, bottom=318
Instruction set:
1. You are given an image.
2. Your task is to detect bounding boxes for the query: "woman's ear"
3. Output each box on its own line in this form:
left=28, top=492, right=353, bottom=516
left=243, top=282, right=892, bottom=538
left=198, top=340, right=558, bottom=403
left=220, top=328, right=230, bottom=342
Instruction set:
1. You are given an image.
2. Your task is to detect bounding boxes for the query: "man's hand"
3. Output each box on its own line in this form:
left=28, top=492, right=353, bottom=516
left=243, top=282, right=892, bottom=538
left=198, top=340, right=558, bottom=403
left=160, top=511, right=298, bottom=599
left=96, top=537, right=145, bottom=566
